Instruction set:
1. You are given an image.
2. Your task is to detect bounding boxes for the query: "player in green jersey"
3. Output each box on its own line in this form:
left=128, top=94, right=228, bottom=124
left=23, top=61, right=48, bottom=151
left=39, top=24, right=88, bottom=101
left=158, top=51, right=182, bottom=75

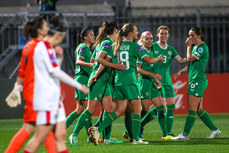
left=172, top=27, right=221, bottom=140
left=90, top=23, right=164, bottom=145
left=70, top=22, right=125, bottom=146
left=67, top=28, right=95, bottom=145
left=148, top=25, right=187, bottom=136
left=136, top=31, right=173, bottom=140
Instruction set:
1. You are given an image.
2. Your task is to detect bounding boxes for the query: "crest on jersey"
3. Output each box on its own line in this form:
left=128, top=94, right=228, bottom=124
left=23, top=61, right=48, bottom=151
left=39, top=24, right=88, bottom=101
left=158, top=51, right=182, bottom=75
left=198, top=47, right=203, bottom=53
left=104, top=43, right=111, bottom=49
left=137, top=46, right=143, bottom=52
left=168, top=50, right=172, bottom=56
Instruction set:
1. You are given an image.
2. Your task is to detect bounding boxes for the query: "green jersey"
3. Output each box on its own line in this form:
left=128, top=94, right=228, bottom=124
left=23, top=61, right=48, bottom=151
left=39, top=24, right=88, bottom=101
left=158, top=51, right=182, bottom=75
left=137, top=47, right=155, bottom=80
left=114, top=41, right=148, bottom=86
left=89, top=37, right=114, bottom=82
left=151, top=42, right=178, bottom=85
left=75, top=43, right=92, bottom=78
left=189, top=42, right=209, bottom=82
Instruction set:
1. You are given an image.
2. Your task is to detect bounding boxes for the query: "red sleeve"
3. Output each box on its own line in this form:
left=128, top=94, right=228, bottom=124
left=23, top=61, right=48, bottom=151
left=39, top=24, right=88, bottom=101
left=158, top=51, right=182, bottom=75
left=18, top=55, right=24, bottom=79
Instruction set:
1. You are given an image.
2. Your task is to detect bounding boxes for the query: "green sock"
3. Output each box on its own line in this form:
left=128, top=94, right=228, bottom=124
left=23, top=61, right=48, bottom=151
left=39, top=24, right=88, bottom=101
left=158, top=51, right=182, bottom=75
left=98, top=112, right=117, bottom=133
left=125, top=111, right=133, bottom=138
left=165, top=104, right=175, bottom=133
left=141, top=110, right=147, bottom=118
left=132, top=114, right=141, bottom=141
left=85, top=117, right=92, bottom=137
left=141, top=108, right=157, bottom=127
left=183, top=110, right=197, bottom=136
left=198, top=109, right=217, bottom=131
left=103, top=112, right=112, bottom=139
left=65, top=111, right=79, bottom=129
left=93, top=117, right=102, bottom=127
left=72, top=110, right=92, bottom=136
left=157, top=105, right=167, bottom=136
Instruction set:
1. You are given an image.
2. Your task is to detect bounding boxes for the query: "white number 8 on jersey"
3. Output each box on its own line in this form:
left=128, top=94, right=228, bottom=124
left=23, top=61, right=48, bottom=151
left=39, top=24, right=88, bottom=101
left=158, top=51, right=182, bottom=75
left=120, top=51, right=130, bottom=70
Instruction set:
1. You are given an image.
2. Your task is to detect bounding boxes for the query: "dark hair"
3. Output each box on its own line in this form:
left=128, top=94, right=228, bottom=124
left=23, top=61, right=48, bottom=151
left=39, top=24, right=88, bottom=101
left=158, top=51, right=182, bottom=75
left=190, top=27, right=205, bottom=42
left=113, top=23, right=135, bottom=56
left=47, top=16, right=66, bottom=36
left=93, top=21, right=118, bottom=48
left=76, top=28, right=93, bottom=46
left=22, top=17, right=45, bottom=41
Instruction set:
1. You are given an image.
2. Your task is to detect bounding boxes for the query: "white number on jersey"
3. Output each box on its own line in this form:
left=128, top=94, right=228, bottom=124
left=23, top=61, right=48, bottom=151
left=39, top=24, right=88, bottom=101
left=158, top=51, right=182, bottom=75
left=163, top=55, right=167, bottom=63
left=120, top=51, right=130, bottom=70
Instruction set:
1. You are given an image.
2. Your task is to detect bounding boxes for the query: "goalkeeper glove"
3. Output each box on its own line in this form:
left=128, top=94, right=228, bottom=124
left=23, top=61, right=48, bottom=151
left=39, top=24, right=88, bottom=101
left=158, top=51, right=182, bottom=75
left=5, top=82, right=23, bottom=108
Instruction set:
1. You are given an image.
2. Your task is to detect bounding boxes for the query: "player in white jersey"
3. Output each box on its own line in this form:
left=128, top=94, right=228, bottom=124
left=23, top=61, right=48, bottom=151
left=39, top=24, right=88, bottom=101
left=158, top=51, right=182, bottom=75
left=23, top=18, right=88, bottom=153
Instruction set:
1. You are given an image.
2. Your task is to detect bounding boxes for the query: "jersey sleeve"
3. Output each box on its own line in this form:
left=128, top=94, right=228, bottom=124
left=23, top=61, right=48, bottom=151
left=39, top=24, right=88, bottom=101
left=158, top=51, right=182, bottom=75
left=100, top=40, right=112, bottom=58
left=77, top=46, right=87, bottom=60
left=193, top=45, right=207, bottom=60
left=135, top=44, right=148, bottom=59
left=34, top=42, right=60, bottom=74
left=18, top=55, right=24, bottom=78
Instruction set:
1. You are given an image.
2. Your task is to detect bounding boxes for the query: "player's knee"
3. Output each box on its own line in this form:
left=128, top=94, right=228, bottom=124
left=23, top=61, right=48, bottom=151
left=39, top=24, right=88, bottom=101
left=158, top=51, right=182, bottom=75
left=55, top=132, right=66, bottom=142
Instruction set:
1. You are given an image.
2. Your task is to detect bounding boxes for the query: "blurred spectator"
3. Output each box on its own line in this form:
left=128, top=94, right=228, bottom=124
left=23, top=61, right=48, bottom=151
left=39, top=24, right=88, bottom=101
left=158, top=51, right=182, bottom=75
left=35, top=0, right=58, bottom=11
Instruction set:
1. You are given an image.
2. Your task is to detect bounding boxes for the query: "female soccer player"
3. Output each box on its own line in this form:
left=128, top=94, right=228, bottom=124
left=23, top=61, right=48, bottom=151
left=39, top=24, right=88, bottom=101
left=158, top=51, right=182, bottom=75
left=90, top=23, right=164, bottom=145
left=5, top=17, right=56, bottom=153
left=69, top=21, right=125, bottom=146
left=150, top=25, right=187, bottom=136
left=65, top=28, right=94, bottom=140
left=172, top=27, right=221, bottom=140
left=137, top=31, right=172, bottom=140
left=23, top=18, right=88, bottom=153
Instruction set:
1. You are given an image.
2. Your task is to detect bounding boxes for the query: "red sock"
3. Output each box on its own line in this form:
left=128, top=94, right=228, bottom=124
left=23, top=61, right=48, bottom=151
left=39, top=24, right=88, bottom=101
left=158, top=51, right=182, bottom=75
left=5, top=128, right=30, bottom=153
left=44, top=131, right=56, bottom=153
left=58, top=150, right=69, bottom=153
left=23, top=150, right=31, bottom=153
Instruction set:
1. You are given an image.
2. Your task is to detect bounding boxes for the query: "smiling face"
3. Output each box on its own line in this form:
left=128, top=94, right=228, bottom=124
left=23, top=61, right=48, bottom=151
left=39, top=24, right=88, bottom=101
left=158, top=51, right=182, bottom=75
left=142, top=33, right=153, bottom=49
left=157, top=28, right=169, bottom=44
left=84, top=30, right=95, bottom=45
left=131, top=25, right=139, bottom=40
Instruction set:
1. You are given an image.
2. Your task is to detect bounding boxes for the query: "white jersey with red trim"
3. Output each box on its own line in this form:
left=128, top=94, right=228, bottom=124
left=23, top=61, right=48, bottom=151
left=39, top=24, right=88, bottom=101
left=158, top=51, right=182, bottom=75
left=33, top=41, right=61, bottom=111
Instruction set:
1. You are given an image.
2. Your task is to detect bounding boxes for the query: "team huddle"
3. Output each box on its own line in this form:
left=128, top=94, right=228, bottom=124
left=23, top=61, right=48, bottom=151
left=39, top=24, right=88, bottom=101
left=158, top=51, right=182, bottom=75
left=4, top=17, right=221, bottom=152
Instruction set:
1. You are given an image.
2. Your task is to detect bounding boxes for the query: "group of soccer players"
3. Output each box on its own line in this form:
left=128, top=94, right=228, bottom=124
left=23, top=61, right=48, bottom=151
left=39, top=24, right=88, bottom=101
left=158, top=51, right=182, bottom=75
left=5, top=17, right=221, bottom=152
left=66, top=21, right=221, bottom=146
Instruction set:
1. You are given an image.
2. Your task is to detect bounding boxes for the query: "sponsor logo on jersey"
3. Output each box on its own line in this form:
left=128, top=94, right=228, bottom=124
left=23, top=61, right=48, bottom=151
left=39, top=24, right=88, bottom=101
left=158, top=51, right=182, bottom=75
left=79, top=48, right=84, bottom=54
left=154, top=50, right=158, bottom=54
left=137, top=46, right=143, bottom=52
left=168, top=50, right=172, bottom=56
left=104, top=43, right=111, bottom=49
left=198, top=47, right=203, bottom=53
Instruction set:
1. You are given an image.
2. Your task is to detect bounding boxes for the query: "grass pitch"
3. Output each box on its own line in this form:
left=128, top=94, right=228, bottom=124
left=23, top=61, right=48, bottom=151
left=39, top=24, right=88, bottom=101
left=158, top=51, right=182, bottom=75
left=0, top=114, right=229, bottom=153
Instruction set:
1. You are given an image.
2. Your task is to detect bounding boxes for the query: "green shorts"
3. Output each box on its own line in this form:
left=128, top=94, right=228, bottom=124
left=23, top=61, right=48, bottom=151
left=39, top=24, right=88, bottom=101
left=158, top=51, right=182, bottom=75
left=88, top=79, right=112, bottom=101
left=75, top=75, right=88, bottom=100
left=188, top=79, right=208, bottom=97
left=115, top=84, right=140, bottom=101
left=160, top=84, right=175, bottom=98
left=138, top=79, right=161, bottom=99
